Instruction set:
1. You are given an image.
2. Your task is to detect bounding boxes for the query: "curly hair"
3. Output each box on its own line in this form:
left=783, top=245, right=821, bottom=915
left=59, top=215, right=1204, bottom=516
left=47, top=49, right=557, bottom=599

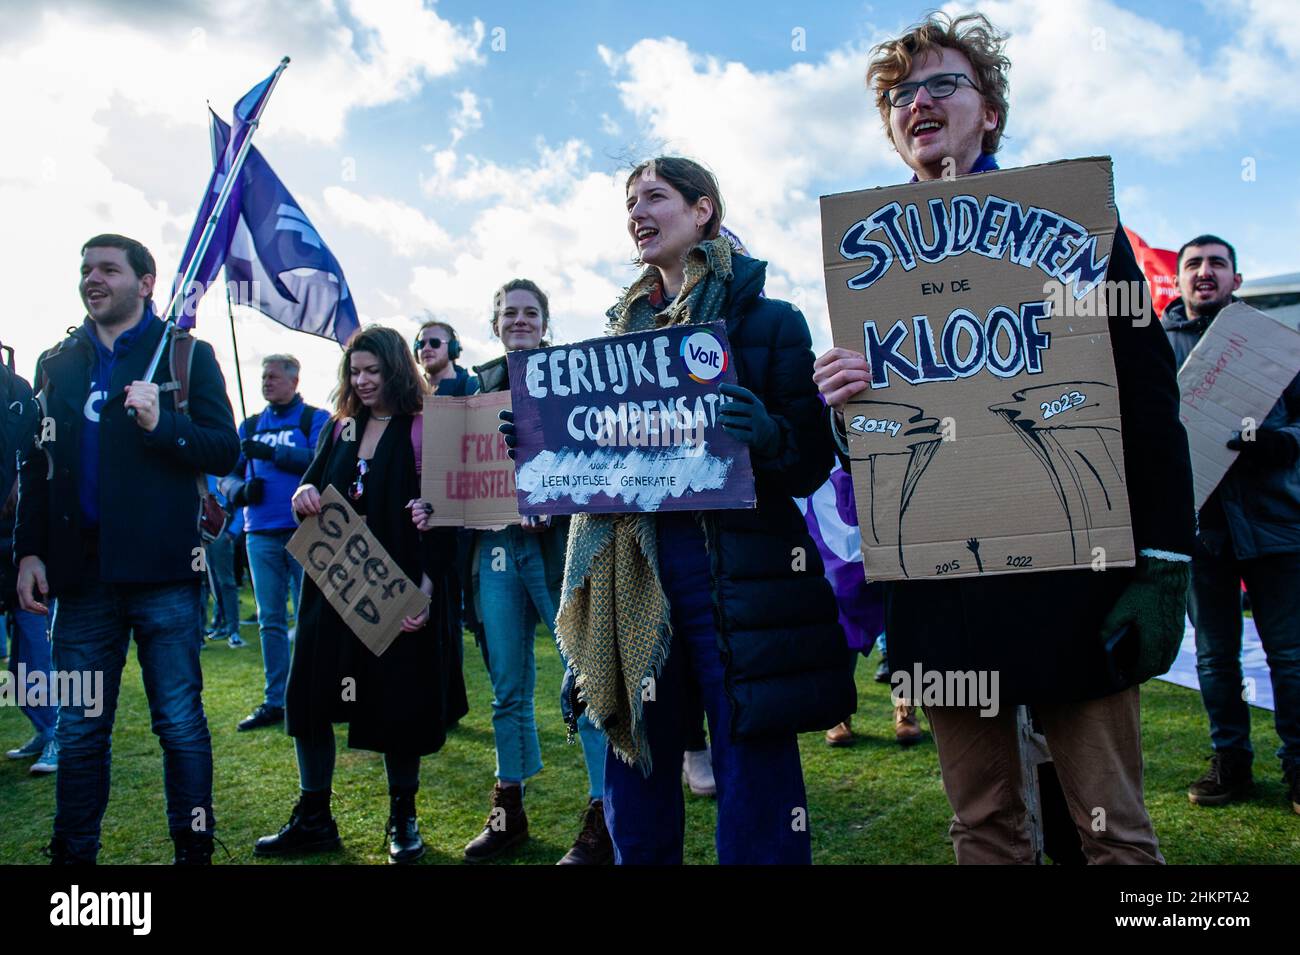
left=331, top=324, right=428, bottom=421
left=866, top=11, right=1011, bottom=155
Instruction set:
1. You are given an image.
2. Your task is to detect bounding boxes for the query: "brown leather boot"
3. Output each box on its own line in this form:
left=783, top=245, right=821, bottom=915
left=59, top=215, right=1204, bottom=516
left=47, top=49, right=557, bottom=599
left=894, top=703, right=924, bottom=746
left=556, top=798, right=613, bottom=865
left=825, top=719, right=854, bottom=747
left=463, top=783, right=528, bottom=862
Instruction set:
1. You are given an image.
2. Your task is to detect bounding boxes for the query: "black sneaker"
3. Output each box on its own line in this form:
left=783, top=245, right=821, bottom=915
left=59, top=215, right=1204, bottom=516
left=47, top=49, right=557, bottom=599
left=238, top=704, right=285, bottom=732
left=1187, top=750, right=1254, bottom=806
left=254, top=797, right=342, bottom=857
left=873, top=659, right=891, bottom=684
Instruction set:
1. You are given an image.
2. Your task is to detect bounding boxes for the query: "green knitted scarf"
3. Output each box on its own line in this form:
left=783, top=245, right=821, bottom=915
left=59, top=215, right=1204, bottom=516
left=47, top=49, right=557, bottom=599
left=554, top=237, right=733, bottom=775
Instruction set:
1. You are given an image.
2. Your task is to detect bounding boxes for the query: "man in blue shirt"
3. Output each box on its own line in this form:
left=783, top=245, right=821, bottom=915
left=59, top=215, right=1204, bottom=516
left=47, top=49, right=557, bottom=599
left=220, top=354, right=327, bottom=731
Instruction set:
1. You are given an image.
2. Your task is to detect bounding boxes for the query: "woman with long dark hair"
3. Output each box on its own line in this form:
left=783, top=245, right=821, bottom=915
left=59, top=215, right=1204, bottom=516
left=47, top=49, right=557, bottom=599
left=253, top=325, right=447, bottom=864
left=528, top=157, right=854, bottom=863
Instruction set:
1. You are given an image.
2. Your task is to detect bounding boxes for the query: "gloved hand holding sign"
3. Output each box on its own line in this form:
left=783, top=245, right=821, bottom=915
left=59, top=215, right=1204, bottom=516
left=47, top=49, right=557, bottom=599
left=718, top=383, right=780, bottom=458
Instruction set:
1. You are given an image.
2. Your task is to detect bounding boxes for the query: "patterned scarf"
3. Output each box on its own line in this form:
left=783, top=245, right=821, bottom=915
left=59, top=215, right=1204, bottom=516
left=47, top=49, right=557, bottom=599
left=554, top=237, right=733, bottom=775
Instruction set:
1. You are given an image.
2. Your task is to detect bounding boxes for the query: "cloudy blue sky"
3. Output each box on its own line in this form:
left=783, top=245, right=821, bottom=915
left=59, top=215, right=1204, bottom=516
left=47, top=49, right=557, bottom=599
left=1, top=0, right=1294, bottom=410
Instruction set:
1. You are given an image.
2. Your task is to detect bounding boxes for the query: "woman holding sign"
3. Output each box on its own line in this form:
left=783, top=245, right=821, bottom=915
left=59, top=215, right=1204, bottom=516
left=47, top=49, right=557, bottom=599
left=509, top=157, right=854, bottom=864
left=253, top=325, right=447, bottom=865
left=455, top=280, right=614, bottom=865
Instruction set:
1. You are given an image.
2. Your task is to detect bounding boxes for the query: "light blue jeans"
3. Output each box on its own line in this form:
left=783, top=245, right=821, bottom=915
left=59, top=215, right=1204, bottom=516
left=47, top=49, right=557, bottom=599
left=245, top=530, right=302, bottom=710
left=478, top=526, right=605, bottom=796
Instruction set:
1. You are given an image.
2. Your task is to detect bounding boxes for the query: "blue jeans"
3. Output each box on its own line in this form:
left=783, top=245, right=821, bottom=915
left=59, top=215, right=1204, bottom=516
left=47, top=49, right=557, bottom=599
left=246, top=530, right=302, bottom=709
left=205, top=531, right=240, bottom=638
left=1190, top=547, right=1300, bottom=773
left=478, top=526, right=606, bottom=796
left=9, top=609, right=56, bottom=736
left=51, top=578, right=212, bottom=858
left=602, top=515, right=812, bottom=864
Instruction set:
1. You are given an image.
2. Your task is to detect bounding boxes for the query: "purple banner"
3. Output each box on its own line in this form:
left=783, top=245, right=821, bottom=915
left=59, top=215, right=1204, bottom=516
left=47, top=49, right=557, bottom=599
left=507, top=322, right=756, bottom=515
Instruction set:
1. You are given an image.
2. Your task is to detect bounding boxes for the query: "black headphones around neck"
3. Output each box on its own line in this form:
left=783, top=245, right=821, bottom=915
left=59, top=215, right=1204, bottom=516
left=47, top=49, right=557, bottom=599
left=414, top=326, right=461, bottom=362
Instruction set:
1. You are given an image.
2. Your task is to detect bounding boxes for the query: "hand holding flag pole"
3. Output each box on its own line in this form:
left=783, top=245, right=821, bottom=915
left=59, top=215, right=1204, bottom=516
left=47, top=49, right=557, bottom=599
left=128, top=56, right=291, bottom=419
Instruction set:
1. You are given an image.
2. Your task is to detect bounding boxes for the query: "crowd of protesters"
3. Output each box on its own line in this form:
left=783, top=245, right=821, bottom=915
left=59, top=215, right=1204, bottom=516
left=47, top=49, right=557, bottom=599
left=2, top=11, right=1296, bottom=866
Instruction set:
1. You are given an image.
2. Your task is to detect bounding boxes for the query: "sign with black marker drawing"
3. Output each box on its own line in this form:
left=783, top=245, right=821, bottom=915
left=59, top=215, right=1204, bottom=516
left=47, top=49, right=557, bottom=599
left=286, top=486, right=429, bottom=656
left=506, top=322, right=756, bottom=515
left=820, top=157, right=1134, bottom=579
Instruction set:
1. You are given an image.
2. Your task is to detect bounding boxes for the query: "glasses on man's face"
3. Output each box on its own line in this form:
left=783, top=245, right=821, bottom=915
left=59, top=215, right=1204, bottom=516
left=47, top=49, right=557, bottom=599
left=349, top=458, right=369, bottom=502
left=886, top=72, right=979, bottom=108
left=414, top=336, right=445, bottom=352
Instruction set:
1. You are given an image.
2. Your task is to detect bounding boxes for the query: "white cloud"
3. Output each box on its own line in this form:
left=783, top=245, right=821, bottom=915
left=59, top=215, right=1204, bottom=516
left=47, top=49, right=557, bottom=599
left=323, top=187, right=453, bottom=257
left=0, top=0, right=483, bottom=405
left=449, top=88, right=484, bottom=145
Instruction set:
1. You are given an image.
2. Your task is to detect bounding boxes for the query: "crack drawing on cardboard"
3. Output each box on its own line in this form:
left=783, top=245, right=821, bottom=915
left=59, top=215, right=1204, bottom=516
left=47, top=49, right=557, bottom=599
left=845, top=399, right=943, bottom=577
left=988, top=380, right=1123, bottom=566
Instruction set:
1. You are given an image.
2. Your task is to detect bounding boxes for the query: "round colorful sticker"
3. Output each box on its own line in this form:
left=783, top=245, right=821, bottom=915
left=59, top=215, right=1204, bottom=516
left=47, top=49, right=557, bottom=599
left=680, top=330, right=728, bottom=383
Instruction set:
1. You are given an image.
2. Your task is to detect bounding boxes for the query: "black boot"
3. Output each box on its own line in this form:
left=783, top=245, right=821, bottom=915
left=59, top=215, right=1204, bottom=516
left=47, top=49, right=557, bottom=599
left=172, top=829, right=215, bottom=865
left=386, top=792, right=425, bottom=864
left=557, top=798, right=613, bottom=865
left=1187, top=750, right=1254, bottom=806
left=44, top=836, right=96, bottom=865
left=463, top=783, right=528, bottom=862
left=254, top=790, right=342, bottom=857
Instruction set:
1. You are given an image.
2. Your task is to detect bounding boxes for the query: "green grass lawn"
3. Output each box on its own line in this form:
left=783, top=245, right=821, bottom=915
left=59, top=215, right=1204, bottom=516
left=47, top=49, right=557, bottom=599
left=2, top=588, right=1297, bottom=864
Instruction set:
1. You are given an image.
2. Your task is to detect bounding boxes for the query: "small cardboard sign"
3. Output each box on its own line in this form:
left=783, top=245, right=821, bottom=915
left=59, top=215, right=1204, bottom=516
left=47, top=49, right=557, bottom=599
left=820, top=157, right=1134, bottom=580
left=506, top=322, right=756, bottom=515
left=1175, top=300, right=1300, bottom=510
left=420, top=391, right=521, bottom=529
left=286, top=486, right=429, bottom=657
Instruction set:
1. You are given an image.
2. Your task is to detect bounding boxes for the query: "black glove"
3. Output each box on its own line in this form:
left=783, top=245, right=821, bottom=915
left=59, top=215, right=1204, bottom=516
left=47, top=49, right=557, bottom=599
left=243, top=476, right=265, bottom=506
left=1097, top=556, right=1190, bottom=686
left=718, top=383, right=781, bottom=457
left=498, top=409, right=517, bottom=460
left=1226, top=427, right=1300, bottom=468
left=242, top=438, right=275, bottom=461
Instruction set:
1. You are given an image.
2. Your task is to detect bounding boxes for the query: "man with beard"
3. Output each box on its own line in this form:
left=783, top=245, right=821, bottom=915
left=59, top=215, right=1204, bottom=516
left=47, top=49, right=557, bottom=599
left=1163, top=236, right=1300, bottom=815
left=15, top=234, right=239, bottom=863
left=415, top=316, right=476, bottom=396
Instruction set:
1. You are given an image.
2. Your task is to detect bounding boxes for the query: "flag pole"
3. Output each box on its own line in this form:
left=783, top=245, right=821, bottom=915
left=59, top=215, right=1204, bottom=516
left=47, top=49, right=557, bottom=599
left=225, top=277, right=250, bottom=424
left=129, top=56, right=291, bottom=418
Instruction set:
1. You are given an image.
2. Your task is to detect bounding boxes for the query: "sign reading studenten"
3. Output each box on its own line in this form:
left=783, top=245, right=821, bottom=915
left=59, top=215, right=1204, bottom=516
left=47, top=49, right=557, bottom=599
left=820, top=157, right=1134, bottom=580
left=506, top=322, right=756, bottom=515
left=286, top=486, right=429, bottom=657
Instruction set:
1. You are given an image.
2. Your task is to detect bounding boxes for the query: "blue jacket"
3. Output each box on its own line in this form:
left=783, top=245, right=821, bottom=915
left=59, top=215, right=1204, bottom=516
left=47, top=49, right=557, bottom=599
left=223, top=394, right=328, bottom=533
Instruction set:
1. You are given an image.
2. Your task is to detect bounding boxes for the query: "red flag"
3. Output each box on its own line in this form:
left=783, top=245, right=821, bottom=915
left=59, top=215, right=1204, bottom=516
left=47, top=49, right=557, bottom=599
left=1124, top=227, right=1180, bottom=318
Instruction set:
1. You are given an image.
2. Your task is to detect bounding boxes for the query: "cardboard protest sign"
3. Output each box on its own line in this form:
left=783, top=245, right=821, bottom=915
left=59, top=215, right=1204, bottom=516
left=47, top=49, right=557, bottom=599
left=506, top=322, right=756, bottom=515
left=820, top=157, right=1133, bottom=580
left=286, top=486, right=429, bottom=657
left=1175, top=300, right=1300, bottom=510
left=420, top=391, right=521, bottom=529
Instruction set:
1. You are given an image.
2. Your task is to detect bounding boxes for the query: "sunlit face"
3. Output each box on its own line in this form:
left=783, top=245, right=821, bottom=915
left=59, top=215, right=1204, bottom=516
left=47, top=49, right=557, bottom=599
left=80, top=246, right=153, bottom=328
left=349, top=350, right=386, bottom=409
left=626, top=172, right=712, bottom=272
left=262, top=362, right=299, bottom=405
left=495, top=289, right=546, bottom=352
left=1177, top=243, right=1241, bottom=317
left=887, top=47, right=997, bottom=180
left=417, top=325, right=451, bottom=376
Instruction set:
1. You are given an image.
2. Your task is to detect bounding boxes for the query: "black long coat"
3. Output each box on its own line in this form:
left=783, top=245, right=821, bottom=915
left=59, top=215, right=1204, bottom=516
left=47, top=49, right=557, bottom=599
left=286, top=410, right=448, bottom=755
left=695, top=255, right=857, bottom=738
left=882, top=225, right=1197, bottom=704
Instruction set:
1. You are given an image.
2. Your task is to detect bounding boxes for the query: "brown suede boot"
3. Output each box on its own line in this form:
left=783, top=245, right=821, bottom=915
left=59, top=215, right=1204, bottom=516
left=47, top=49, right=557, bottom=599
left=463, top=783, right=528, bottom=862
left=894, top=703, right=924, bottom=746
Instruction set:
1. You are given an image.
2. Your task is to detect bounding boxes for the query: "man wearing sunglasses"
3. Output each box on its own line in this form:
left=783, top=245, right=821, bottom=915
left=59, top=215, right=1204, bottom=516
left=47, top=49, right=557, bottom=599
left=813, top=12, right=1194, bottom=864
left=415, top=315, right=477, bottom=397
